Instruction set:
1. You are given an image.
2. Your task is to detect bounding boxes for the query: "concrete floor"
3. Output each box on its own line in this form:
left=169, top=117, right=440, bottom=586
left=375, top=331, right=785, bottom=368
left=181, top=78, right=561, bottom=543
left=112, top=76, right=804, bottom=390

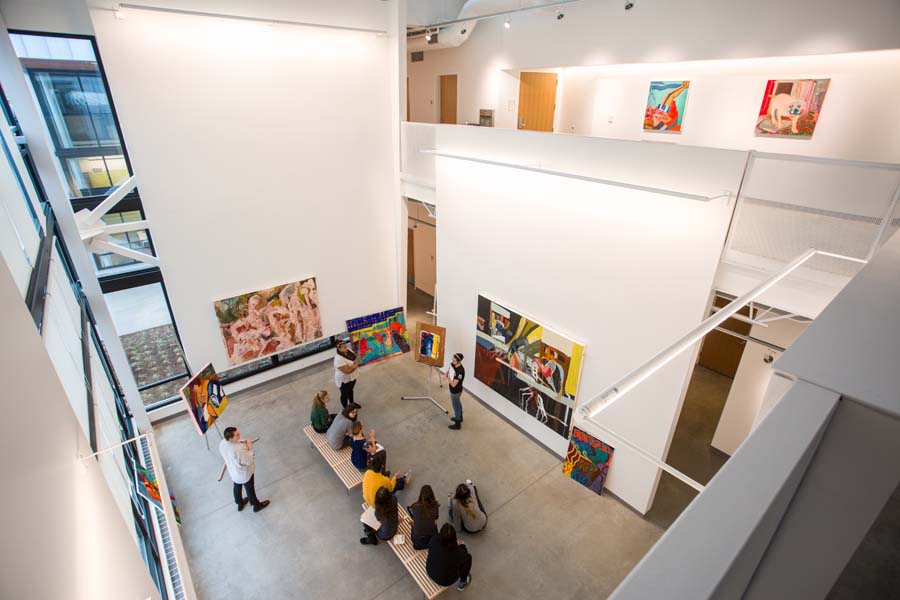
left=154, top=290, right=735, bottom=599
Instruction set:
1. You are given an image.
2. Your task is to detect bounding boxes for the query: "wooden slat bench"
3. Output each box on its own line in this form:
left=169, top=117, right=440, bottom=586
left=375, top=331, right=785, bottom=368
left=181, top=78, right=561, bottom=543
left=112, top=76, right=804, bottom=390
left=303, top=425, right=363, bottom=492
left=363, top=503, right=448, bottom=599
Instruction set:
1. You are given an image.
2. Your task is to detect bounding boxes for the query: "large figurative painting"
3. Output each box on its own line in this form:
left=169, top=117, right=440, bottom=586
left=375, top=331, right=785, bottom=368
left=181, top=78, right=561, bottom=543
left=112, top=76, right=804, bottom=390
left=562, top=427, right=614, bottom=496
left=755, top=78, right=830, bottom=137
left=346, top=307, right=411, bottom=366
left=643, top=80, right=690, bottom=133
left=474, top=295, right=584, bottom=438
left=179, top=363, right=229, bottom=436
left=415, top=322, right=446, bottom=367
left=214, top=277, right=323, bottom=366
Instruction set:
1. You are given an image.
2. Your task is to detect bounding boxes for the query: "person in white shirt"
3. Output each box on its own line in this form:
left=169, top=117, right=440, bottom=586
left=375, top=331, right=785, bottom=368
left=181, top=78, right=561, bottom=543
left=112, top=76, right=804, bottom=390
left=219, top=427, right=270, bottom=513
left=334, top=338, right=360, bottom=407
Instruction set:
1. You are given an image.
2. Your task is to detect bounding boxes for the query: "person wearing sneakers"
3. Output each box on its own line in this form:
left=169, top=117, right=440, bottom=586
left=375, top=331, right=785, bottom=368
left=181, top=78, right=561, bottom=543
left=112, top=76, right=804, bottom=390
left=426, top=523, right=472, bottom=591
left=219, top=426, right=270, bottom=513
left=361, top=451, right=410, bottom=505
left=444, top=353, right=465, bottom=430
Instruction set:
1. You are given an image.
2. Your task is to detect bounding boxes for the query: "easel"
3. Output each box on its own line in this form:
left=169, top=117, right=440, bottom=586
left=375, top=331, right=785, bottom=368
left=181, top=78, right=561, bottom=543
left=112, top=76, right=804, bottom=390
left=401, top=294, right=449, bottom=414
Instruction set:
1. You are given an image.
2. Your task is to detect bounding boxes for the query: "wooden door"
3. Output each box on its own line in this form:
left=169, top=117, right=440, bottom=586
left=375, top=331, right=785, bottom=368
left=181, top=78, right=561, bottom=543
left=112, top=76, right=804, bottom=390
left=697, top=297, right=752, bottom=378
left=517, top=72, right=557, bottom=132
left=407, top=228, right=415, bottom=285
left=439, top=74, right=457, bottom=124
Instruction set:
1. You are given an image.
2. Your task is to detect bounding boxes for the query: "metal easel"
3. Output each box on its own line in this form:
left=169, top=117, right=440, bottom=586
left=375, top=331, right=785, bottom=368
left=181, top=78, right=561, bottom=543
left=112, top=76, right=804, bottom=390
left=401, top=291, right=449, bottom=414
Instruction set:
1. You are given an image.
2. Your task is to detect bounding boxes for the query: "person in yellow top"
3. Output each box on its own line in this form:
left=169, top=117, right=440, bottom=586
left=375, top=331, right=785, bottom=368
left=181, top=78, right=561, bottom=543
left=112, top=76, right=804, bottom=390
left=361, top=452, right=412, bottom=545
left=362, top=451, right=411, bottom=505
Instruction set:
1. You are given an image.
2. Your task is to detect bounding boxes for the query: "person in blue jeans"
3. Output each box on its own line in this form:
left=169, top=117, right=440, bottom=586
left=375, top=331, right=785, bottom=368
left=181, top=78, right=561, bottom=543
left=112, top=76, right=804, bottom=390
left=444, top=353, right=465, bottom=430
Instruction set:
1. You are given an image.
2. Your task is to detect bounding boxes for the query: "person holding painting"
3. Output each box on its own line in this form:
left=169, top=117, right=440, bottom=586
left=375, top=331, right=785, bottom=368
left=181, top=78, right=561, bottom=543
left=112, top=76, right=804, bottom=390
left=334, top=338, right=360, bottom=407
left=444, top=353, right=465, bottom=430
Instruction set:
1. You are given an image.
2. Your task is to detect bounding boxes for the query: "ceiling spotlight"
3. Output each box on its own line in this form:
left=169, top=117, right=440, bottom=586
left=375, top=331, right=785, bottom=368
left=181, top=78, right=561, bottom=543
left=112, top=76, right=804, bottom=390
left=113, top=4, right=125, bottom=19
left=425, top=28, right=432, bottom=41
left=460, top=28, right=467, bottom=35
left=556, top=10, right=565, bottom=20
left=625, top=0, right=634, bottom=9
left=504, top=17, right=511, bottom=29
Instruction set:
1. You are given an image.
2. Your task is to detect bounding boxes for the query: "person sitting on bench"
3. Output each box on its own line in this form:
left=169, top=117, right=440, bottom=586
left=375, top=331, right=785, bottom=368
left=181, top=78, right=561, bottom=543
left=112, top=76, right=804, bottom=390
left=310, top=390, right=335, bottom=434
left=408, top=484, right=440, bottom=550
left=362, top=451, right=409, bottom=506
left=350, top=422, right=380, bottom=471
left=449, top=481, right=487, bottom=534
left=326, top=403, right=359, bottom=450
left=426, top=523, right=472, bottom=591
left=361, top=486, right=400, bottom=545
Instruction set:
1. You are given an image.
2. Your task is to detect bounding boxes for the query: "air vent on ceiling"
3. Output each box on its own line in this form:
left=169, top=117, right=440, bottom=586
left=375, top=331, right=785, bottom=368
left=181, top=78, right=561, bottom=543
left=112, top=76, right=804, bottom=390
left=411, top=51, right=424, bottom=62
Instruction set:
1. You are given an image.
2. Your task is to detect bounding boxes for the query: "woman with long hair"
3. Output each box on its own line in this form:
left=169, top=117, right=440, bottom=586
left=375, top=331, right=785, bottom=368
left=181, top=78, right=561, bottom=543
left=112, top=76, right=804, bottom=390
left=449, top=481, right=487, bottom=534
left=426, top=523, right=472, bottom=591
left=408, top=485, right=440, bottom=549
left=309, top=390, right=335, bottom=434
left=325, top=402, right=359, bottom=450
left=360, top=486, right=400, bottom=545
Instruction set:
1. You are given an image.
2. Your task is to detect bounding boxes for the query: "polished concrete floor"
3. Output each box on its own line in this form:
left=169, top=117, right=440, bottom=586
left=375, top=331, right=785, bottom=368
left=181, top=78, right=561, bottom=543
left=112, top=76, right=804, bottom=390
left=155, top=289, right=735, bottom=599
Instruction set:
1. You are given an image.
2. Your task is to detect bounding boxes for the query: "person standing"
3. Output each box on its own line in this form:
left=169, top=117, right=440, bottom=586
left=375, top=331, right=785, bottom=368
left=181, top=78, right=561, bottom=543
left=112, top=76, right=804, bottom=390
left=333, top=339, right=360, bottom=408
left=219, top=427, right=270, bottom=513
left=445, top=353, right=465, bottom=430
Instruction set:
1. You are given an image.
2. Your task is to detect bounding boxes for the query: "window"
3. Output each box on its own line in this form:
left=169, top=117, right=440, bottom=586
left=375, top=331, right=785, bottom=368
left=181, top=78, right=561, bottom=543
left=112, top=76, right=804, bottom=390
left=10, top=33, right=128, bottom=198
left=93, top=210, right=152, bottom=271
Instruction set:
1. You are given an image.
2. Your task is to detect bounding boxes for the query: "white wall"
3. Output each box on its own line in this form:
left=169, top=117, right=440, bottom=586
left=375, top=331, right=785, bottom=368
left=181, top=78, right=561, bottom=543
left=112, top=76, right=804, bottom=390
left=435, top=125, right=748, bottom=513
left=712, top=319, right=808, bottom=455
left=0, top=252, right=161, bottom=600
left=90, top=7, right=399, bottom=379
left=408, top=0, right=900, bottom=163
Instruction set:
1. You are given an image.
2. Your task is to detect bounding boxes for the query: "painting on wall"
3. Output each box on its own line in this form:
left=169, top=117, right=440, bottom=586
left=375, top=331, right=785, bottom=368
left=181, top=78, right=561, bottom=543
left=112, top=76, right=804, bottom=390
left=214, top=277, right=323, bottom=366
left=474, top=295, right=585, bottom=438
left=179, top=363, right=229, bottom=436
left=415, top=322, right=447, bottom=367
left=562, top=427, right=615, bottom=496
left=755, top=79, right=830, bottom=137
left=346, top=307, right=411, bottom=366
left=134, top=461, right=182, bottom=525
left=643, top=80, right=690, bottom=133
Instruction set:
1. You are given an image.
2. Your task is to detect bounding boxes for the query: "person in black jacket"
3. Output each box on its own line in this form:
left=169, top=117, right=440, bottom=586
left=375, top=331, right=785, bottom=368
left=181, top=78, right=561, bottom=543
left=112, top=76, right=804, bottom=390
left=426, top=524, right=472, bottom=591
left=408, top=485, right=439, bottom=550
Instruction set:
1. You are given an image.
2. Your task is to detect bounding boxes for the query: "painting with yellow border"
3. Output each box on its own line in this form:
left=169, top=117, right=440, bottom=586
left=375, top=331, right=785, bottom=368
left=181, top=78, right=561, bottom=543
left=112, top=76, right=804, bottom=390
left=474, top=295, right=584, bottom=438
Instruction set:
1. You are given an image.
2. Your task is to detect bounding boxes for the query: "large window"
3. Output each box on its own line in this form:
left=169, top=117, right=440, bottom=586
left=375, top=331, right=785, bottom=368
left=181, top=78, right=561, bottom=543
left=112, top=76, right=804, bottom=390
left=10, top=33, right=128, bottom=198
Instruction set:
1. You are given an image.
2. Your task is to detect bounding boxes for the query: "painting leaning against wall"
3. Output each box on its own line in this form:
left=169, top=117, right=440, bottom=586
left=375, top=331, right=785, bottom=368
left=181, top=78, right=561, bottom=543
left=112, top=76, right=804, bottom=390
left=214, top=277, right=323, bottom=366
left=562, top=427, right=614, bottom=496
left=474, top=295, right=585, bottom=438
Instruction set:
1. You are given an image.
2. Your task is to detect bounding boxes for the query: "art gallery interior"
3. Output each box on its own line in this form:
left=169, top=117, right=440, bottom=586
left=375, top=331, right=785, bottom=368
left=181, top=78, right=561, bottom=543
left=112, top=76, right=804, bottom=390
left=2, top=1, right=900, bottom=599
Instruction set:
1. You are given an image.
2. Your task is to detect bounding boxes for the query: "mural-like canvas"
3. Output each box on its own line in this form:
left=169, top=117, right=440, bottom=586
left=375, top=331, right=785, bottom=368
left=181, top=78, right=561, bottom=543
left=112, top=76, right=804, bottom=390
left=214, top=277, right=323, bottom=366
left=643, top=80, right=690, bottom=133
left=179, top=363, right=229, bottom=436
left=474, top=295, right=584, bottom=438
left=562, top=427, right=614, bottom=496
left=346, top=307, right=411, bottom=366
left=415, top=322, right=447, bottom=367
left=755, top=78, right=830, bottom=137
left=134, top=460, right=182, bottom=525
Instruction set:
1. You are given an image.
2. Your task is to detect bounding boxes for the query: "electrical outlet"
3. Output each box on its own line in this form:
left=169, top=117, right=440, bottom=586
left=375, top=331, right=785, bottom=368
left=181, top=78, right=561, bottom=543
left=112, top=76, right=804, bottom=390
left=607, top=115, right=614, bottom=124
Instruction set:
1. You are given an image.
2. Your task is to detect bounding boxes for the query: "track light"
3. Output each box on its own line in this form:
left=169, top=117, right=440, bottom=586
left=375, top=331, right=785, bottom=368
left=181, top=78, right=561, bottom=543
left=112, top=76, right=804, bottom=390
left=425, top=28, right=432, bottom=42
left=556, top=10, right=565, bottom=20
left=625, top=0, right=634, bottom=9
left=504, top=17, right=511, bottom=29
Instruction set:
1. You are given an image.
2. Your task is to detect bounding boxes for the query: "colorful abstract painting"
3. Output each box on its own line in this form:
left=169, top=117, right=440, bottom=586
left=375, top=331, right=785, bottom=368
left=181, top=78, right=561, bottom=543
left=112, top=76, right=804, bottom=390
left=214, top=277, right=323, bottom=366
left=346, top=307, right=411, bottom=366
left=643, top=80, right=690, bottom=133
left=415, top=322, right=446, bottom=367
left=562, top=427, right=614, bottom=496
left=134, top=461, right=182, bottom=525
left=179, top=363, right=229, bottom=436
left=474, top=295, right=585, bottom=438
left=755, top=79, right=830, bottom=137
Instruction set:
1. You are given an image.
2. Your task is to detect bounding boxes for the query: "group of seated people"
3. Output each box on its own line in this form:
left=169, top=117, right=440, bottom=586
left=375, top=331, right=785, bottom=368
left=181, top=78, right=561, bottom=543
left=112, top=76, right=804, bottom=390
left=310, top=390, right=488, bottom=591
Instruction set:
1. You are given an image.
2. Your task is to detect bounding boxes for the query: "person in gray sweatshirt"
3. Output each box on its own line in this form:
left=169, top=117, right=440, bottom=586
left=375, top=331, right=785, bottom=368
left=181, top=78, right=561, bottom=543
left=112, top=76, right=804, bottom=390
left=448, top=481, right=487, bottom=533
left=326, top=403, right=359, bottom=450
